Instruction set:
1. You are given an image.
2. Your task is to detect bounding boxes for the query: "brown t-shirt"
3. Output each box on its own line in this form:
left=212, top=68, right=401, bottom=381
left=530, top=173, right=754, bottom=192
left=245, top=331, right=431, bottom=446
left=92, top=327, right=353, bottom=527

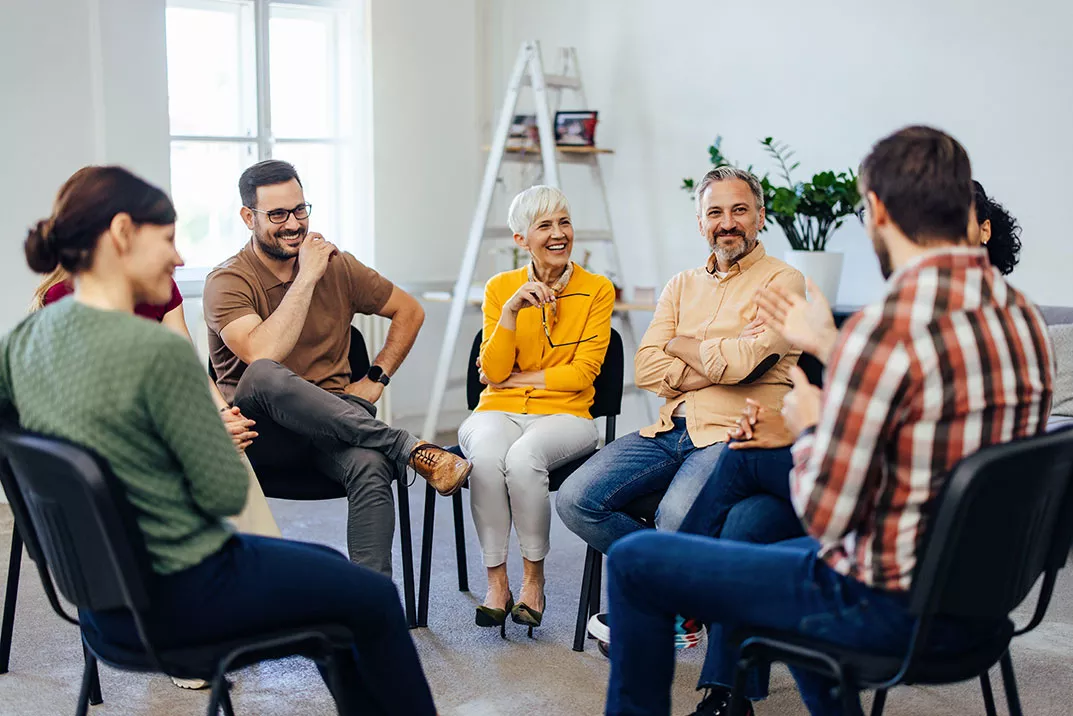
left=204, top=240, right=393, bottom=402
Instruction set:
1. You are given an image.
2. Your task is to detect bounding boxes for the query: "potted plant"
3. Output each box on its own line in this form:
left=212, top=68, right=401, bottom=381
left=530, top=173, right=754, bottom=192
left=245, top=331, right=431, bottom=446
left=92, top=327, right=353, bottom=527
left=683, top=136, right=859, bottom=303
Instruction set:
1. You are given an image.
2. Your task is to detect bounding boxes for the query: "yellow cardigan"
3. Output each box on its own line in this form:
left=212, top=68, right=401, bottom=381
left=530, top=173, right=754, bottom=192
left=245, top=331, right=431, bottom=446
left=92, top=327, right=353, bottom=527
left=476, top=264, right=615, bottom=418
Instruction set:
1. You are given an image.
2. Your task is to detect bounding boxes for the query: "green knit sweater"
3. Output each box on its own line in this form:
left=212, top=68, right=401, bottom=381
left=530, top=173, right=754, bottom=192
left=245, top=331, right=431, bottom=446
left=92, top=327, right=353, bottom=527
left=0, top=298, right=249, bottom=574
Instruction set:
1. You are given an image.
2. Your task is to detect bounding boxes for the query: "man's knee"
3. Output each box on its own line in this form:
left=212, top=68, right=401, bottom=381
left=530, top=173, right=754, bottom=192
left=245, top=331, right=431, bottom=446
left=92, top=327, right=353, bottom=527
left=606, top=530, right=665, bottom=583
left=337, top=449, right=396, bottom=495
left=654, top=492, right=692, bottom=532
left=555, top=454, right=610, bottom=528
left=234, top=359, right=290, bottom=406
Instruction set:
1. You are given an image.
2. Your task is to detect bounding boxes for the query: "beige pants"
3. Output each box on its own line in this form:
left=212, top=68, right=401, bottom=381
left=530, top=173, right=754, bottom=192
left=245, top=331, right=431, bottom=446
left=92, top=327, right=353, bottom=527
left=458, top=411, right=599, bottom=566
left=228, top=452, right=282, bottom=538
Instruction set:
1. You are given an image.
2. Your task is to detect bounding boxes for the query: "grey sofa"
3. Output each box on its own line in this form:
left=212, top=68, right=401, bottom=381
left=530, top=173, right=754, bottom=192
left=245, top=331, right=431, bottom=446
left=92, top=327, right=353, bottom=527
left=1041, top=306, right=1073, bottom=431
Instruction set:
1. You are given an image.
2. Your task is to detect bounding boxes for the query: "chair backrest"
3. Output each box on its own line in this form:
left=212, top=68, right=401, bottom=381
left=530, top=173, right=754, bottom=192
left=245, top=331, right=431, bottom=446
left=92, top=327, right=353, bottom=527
left=208, top=325, right=370, bottom=384
left=0, top=431, right=153, bottom=615
left=909, top=427, right=1073, bottom=621
left=464, top=328, right=624, bottom=420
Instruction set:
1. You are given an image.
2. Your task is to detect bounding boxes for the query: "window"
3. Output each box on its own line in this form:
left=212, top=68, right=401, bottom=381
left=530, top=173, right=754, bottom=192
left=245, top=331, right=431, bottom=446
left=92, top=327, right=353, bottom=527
left=165, top=0, right=359, bottom=272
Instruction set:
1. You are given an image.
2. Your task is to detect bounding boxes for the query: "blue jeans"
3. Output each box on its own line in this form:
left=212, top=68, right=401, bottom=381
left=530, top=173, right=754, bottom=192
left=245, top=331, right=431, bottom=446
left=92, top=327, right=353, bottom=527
left=556, top=419, right=725, bottom=554
left=678, top=445, right=798, bottom=540
left=80, top=535, right=435, bottom=716
left=678, top=446, right=805, bottom=691
left=604, top=532, right=1004, bottom=716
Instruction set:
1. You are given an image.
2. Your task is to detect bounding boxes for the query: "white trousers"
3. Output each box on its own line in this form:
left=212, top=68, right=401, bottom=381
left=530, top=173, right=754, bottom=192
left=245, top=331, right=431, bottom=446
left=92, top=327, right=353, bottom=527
left=458, top=411, right=599, bottom=566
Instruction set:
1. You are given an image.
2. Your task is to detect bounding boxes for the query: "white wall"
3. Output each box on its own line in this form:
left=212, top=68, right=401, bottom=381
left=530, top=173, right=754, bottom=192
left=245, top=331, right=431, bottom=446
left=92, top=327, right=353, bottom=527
left=0, top=0, right=171, bottom=502
left=487, top=0, right=1073, bottom=308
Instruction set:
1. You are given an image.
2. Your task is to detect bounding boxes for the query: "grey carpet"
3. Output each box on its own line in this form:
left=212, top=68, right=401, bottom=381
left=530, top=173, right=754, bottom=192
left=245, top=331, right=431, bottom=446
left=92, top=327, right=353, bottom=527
left=1, top=484, right=1072, bottom=716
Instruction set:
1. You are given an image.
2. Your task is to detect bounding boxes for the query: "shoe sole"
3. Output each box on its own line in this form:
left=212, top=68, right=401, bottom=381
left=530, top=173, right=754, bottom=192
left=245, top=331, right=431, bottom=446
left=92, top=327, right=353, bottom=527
left=586, top=614, right=611, bottom=643
left=436, top=461, right=473, bottom=497
left=171, top=677, right=210, bottom=690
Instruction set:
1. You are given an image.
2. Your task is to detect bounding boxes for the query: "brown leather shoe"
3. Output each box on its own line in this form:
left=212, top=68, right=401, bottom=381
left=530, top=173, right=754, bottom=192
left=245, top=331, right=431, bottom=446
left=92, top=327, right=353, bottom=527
left=408, top=442, right=471, bottom=496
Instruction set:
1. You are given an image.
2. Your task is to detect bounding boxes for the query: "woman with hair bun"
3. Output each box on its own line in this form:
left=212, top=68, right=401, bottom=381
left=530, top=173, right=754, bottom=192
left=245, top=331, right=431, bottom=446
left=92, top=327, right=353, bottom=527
left=5, top=166, right=437, bottom=713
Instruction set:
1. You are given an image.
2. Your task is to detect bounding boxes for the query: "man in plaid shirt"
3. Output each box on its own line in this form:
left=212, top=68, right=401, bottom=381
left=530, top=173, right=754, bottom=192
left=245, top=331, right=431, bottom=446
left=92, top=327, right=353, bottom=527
left=603, top=125, right=1054, bottom=716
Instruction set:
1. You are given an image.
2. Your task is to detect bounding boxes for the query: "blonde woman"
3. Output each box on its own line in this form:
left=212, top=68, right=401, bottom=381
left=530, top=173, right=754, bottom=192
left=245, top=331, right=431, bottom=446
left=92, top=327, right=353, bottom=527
left=459, top=185, right=615, bottom=636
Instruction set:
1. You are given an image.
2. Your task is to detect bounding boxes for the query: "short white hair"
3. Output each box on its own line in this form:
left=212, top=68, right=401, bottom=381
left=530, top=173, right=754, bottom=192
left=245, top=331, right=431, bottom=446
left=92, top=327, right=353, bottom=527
left=507, top=185, right=571, bottom=237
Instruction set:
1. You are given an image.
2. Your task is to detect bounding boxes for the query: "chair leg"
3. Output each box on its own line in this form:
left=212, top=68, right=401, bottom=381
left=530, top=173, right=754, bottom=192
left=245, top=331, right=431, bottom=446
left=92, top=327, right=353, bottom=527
left=75, top=655, right=96, bottom=716
left=999, top=650, right=1024, bottom=716
left=1, top=527, right=23, bottom=674
left=870, top=688, right=887, bottom=716
left=417, top=483, right=437, bottom=628
left=729, top=658, right=752, bottom=716
left=573, top=547, right=599, bottom=652
left=219, top=681, right=236, bottom=716
left=82, top=642, right=102, bottom=705
left=396, top=471, right=417, bottom=629
left=979, top=668, right=998, bottom=716
left=588, top=551, right=603, bottom=617
left=452, top=491, right=469, bottom=592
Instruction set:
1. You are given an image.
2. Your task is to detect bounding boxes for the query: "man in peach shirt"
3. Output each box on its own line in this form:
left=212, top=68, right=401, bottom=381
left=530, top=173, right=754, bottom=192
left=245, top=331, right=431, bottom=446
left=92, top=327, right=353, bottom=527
left=557, top=166, right=805, bottom=556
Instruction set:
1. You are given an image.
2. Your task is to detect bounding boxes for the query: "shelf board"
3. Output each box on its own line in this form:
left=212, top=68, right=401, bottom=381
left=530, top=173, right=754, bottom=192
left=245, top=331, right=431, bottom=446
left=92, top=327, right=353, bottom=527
left=487, top=145, right=614, bottom=165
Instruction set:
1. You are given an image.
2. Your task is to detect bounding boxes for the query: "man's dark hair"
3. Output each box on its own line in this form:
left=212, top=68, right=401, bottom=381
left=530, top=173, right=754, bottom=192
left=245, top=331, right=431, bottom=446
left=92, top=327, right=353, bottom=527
left=859, top=126, right=972, bottom=244
left=239, top=160, right=302, bottom=209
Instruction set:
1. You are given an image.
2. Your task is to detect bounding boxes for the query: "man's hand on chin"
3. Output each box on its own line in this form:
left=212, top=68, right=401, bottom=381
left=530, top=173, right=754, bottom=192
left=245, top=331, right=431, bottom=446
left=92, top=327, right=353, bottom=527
left=344, top=378, right=385, bottom=404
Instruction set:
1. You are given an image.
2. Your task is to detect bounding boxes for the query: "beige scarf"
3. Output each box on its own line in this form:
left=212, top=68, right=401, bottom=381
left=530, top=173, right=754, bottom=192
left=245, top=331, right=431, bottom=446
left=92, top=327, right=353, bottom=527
left=528, top=260, right=574, bottom=327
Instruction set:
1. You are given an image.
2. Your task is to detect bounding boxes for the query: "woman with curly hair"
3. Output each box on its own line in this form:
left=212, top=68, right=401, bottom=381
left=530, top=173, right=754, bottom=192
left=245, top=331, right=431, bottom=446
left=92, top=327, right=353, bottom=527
left=972, top=180, right=1022, bottom=275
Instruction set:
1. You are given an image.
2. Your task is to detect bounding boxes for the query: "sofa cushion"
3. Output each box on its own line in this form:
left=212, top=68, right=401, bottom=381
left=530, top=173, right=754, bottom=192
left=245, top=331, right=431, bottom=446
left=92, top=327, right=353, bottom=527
left=1050, top=323, right=1073, bottom=418
left=1040, top=306, right=1073, bottom=326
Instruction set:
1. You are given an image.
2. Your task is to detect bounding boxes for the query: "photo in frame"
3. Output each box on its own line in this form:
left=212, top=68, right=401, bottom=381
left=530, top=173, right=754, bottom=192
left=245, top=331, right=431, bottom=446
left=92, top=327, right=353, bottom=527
left=554, top=111, right=598, bottom=147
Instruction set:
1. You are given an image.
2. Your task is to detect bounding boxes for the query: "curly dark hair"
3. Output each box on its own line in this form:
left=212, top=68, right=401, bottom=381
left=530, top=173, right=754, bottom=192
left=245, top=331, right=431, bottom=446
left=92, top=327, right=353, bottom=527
left=973, top=180, right=1022, bottom=275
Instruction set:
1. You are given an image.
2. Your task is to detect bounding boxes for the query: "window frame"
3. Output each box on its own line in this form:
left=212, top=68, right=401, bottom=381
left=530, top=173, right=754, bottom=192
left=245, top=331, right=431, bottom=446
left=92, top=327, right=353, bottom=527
left=166, top=0, right=359, bottom=290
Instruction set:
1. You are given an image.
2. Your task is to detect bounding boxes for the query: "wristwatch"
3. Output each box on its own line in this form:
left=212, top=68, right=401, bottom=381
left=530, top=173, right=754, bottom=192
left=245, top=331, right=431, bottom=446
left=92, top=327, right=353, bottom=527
left=366, top=365, right=391, bottom=386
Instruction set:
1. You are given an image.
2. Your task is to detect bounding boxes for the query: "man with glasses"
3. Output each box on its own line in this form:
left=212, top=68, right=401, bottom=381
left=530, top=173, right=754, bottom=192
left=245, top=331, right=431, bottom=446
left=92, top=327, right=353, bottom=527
left=203, top=159, right=471, bottom=576
left=557, top=166, right=806, bottom=646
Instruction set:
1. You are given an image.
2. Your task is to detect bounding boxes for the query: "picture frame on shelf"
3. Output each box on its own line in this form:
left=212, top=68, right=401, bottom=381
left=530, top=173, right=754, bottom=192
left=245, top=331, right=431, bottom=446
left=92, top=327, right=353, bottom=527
left=554, top=110, right=598, bottom=147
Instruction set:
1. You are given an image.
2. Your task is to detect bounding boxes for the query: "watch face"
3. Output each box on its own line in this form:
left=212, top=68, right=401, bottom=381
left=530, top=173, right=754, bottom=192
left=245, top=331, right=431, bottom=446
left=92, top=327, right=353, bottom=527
left=367, top=366, right=383, bottom=381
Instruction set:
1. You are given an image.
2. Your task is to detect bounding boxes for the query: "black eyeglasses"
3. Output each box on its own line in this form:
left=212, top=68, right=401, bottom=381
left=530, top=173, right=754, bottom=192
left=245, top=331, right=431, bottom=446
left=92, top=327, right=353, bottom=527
left=538, top=292, right=598, bottom=348
left=248, top=203, right=313, bottom=224
left=854, top=200, right=867, bottom=224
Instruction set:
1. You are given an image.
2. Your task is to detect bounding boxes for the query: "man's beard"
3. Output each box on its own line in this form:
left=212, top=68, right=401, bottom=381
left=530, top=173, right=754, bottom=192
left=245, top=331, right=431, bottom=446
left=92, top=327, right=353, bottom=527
left=872, top=233, right=893, bottom=279
left=710, top=230, right=757, bottom=266
left=254, top=226, right=306, bottom=260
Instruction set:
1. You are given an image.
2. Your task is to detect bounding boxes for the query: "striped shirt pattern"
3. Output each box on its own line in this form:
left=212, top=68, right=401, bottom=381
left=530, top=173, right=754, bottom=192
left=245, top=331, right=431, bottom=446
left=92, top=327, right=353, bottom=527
left=790, top=247, right=1054, bottom=591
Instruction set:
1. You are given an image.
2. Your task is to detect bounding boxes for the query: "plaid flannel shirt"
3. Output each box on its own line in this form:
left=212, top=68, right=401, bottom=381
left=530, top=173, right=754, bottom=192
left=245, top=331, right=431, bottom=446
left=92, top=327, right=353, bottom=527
left=790, top=247, right=1054, bottom=591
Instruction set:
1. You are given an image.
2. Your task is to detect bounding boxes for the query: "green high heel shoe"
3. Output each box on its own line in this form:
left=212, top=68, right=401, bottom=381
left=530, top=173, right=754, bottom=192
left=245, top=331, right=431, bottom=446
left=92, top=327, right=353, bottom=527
left=510, top=588, right=545, bottom=638
left=475, top=593, right=514, bottom=639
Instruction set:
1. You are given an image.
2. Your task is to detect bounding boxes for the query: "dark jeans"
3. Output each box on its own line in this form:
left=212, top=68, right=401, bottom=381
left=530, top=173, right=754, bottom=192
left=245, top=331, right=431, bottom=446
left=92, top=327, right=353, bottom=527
left=604, top=532, right=1004, bottom=716
left=678, top=446, right=805, bottom=692
left=235, top=359, right=421, bottom=575
left=81, top=535, right=436, bottom=715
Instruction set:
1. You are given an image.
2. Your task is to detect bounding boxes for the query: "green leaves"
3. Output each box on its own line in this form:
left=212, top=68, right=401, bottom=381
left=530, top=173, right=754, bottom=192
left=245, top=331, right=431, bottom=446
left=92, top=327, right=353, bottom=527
left=682, top=135, right=860, bottom=251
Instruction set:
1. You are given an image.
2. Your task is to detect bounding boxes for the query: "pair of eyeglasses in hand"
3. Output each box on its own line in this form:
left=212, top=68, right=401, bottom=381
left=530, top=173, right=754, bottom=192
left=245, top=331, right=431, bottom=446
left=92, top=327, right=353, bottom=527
left=534, top=292, right=598, bottom=348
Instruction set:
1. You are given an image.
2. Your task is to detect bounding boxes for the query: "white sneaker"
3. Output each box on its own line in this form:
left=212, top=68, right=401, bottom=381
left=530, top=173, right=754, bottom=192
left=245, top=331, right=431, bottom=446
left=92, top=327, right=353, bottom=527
left=171, top=676, right=210, bottom=690
left=587, top=612, right=611, bottom=643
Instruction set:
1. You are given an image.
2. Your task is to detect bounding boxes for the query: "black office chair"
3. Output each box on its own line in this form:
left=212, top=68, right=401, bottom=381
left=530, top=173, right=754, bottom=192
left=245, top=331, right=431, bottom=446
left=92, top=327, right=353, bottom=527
left=208, top=326, right=417, bottom=627
left=728, top=426, right=1073, bottom=716
left=415, top=328, right=624, bottom=642
left=0, top=430, right=358, bottom=716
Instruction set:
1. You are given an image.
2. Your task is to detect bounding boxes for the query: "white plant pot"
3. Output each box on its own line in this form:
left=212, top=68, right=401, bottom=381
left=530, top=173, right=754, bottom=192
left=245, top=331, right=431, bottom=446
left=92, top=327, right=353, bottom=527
left=783, top=251, right=844, bottom=304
